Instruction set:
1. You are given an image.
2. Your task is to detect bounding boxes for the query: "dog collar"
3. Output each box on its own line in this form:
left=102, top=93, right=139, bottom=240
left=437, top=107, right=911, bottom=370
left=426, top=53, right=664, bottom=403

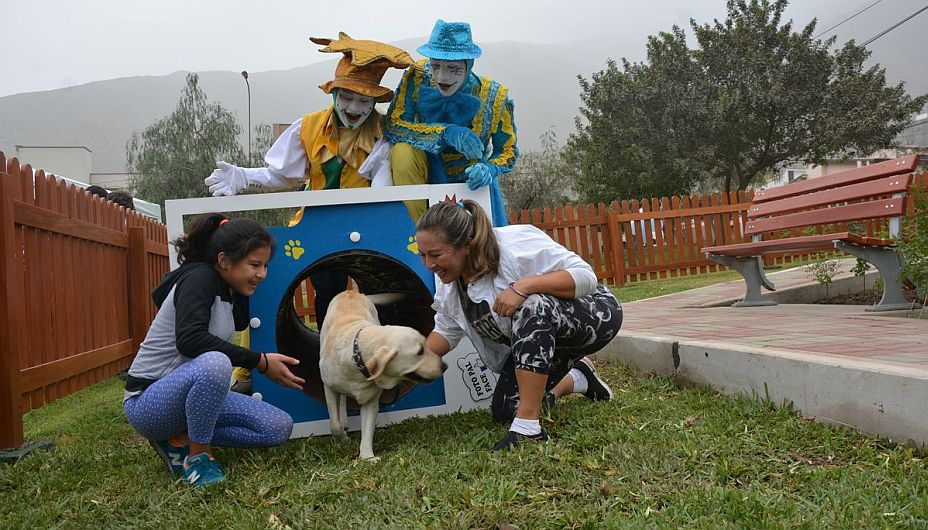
left=353, top=328, right=372, bottom=378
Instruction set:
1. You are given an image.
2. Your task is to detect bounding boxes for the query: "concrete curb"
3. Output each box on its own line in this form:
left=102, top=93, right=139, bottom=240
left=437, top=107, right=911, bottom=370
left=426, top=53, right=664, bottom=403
left=598, top=331, right=928, bottom=447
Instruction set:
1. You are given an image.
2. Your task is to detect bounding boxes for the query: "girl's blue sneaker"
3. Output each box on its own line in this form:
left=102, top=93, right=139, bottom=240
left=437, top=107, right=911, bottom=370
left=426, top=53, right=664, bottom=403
left=149, top=439, right=189, bottom=477
left=182, top=453, right=225, bottom=487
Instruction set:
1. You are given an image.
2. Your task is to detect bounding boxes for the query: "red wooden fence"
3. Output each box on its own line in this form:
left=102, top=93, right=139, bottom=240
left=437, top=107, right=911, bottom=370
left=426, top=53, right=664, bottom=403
left=508, top=192, right=756, bottom=286
left=0, top=153, right=169, bottom=450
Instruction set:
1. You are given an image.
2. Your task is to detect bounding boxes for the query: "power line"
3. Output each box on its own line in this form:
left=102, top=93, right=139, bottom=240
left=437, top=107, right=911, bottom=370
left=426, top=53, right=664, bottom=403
left=862, top=4, right=928, bottom=46
left=813, top=0, right=882, bottom=39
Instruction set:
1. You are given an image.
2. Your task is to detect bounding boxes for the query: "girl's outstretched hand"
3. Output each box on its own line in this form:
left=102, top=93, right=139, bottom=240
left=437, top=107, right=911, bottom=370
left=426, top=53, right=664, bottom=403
left=263, top=353, right=305, bottom=389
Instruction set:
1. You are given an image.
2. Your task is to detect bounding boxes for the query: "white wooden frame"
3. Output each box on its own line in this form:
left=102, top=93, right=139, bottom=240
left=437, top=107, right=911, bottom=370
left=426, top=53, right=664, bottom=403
left=165, top=184, right=488, bottom=267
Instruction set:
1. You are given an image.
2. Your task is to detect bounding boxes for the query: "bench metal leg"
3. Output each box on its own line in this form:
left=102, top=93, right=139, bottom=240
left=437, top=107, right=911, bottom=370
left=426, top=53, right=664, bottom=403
left=834, top=242, right=912, bottom=311
left=706, top=253, right=777, bottom=307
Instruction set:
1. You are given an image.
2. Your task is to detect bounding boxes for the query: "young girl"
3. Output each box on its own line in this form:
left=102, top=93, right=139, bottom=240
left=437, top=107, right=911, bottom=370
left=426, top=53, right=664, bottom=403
left=416, top=200, right=623, bottom=451
left=123, top=213, right=304, bottom=487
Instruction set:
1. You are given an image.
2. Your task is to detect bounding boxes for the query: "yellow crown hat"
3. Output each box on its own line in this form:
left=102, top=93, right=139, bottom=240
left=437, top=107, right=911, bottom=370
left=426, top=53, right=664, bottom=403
left=311, top=32, right=415, bottom=102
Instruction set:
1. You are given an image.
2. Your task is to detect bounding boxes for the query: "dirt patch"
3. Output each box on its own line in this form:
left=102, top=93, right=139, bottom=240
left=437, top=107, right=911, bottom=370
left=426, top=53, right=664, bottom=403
left=818, top=287, right=923, bottom=306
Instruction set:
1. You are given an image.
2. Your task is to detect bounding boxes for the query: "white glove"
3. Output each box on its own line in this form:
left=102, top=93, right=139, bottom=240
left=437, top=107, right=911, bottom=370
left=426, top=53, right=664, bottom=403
left=204, top=161, right=248, bottom=196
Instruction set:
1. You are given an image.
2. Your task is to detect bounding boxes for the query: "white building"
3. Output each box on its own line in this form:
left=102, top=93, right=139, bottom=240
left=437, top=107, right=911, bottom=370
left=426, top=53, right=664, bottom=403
left=14, top=145, right=160, bottom=220
left=771, top=111, right=928, bottom=188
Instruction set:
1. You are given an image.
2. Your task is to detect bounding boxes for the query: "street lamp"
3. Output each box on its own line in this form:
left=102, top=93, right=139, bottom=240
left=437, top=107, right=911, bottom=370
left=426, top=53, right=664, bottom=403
left=241, top=70, right=252, bottom=161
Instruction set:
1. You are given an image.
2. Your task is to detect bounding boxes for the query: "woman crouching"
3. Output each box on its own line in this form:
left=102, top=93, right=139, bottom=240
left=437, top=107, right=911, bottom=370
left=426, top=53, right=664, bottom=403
left=416, top=200, right=623, bottom=451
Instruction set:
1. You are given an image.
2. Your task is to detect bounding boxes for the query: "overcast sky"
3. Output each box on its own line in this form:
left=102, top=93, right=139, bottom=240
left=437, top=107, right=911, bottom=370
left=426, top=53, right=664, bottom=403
left=3, top=0, right=926, bottom=98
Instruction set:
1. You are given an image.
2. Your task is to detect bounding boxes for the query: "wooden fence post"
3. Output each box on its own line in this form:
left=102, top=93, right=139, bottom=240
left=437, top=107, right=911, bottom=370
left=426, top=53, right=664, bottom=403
left=127, top=227, right=148, bottom=357
left=607, top=209, right=626, bottom=287
left=0, top=166, right=24, bottom=450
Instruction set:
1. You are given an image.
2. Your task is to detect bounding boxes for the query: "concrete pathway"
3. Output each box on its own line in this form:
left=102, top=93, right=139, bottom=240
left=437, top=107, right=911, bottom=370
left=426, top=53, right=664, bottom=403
left=599, top=259, right=928, bottom=446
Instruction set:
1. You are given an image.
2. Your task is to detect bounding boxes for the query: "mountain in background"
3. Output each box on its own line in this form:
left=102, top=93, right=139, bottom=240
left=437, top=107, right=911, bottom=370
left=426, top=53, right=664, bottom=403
left=2, top=37, right=926, bottom=173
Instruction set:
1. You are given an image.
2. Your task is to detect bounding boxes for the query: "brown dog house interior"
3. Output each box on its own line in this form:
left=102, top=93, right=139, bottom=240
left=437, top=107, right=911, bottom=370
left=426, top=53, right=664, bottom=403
left=164, top=184, right=498, bottom=437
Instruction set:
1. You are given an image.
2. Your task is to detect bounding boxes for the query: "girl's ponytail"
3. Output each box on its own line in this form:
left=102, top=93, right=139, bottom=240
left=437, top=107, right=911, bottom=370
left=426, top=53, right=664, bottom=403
left=172, top=213, right=274, bottom=266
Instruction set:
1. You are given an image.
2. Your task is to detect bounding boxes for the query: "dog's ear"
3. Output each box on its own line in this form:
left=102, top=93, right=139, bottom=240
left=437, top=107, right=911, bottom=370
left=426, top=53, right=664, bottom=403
left=365, top=346, right=398, bottom=380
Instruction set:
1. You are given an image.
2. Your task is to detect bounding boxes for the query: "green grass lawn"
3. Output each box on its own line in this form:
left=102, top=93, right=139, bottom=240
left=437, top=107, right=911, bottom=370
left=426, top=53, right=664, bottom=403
left=3, top=367, right=927, bottom=528
left=610, top=269, right=745, bottom=304
left=3, top=270, right=927, bottom=528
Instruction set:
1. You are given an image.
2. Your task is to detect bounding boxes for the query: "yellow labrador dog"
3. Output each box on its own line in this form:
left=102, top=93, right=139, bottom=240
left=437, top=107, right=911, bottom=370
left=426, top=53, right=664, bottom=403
left=319, top=290, right=446, bottom=461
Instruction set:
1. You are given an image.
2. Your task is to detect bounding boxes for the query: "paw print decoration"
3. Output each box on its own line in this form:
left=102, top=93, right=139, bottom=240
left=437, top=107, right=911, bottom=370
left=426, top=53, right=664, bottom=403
left=284, top=240, right=304, bottom=260
left=406, top=236, right=419, bottom=255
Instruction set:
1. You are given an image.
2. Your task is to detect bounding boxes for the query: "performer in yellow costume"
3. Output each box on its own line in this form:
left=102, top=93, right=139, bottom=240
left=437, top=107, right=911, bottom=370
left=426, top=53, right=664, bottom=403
left=204, top=34, right=414, bottom=393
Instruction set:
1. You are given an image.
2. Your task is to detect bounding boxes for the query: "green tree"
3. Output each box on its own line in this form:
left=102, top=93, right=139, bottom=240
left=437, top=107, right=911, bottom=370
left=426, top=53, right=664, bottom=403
left=567, top=0, right=927, bottom=202
left=501, top=129, right=573, bottom=212
left=246, top=123, right=275, bottom=167
left=127, top=73, right=245, bottom=207
left=127, top=75, right=295, bottom=226
left=565, top=27, right=710, bottom=203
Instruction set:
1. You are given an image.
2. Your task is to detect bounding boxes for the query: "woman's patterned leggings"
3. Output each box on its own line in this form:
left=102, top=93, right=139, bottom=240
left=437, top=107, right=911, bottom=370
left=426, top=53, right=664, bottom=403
left=491, top=285, right=623, bottom=423
left=124, top=351, right=293, bottom=447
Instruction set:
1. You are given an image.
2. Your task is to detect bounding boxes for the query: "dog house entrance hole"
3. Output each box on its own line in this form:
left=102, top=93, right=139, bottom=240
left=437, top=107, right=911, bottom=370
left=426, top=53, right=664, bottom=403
left=275, top=250, right=435, bottom=405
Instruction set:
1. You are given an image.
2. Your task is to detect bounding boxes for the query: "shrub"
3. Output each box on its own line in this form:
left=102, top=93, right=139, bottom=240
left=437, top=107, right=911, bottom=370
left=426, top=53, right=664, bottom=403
left=850, top=258, right=871, bottom=291
left=898, top=184, right=928, bottom=302
left=805, top=254, right=840, bottom=302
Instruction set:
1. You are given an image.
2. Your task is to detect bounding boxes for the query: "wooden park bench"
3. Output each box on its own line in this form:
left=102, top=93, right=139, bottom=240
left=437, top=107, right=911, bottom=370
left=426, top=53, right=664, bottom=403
left=702, top=154, right=920, bottom=310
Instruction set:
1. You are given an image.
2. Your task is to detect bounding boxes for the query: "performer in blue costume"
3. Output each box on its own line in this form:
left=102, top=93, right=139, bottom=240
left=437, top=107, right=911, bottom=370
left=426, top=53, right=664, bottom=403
left=384, top=19, right=518, bottom=227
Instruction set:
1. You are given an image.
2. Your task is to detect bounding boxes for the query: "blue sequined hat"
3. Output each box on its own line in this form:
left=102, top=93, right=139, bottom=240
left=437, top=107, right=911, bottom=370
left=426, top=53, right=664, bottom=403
left=417, top=20, right=482, bottom=60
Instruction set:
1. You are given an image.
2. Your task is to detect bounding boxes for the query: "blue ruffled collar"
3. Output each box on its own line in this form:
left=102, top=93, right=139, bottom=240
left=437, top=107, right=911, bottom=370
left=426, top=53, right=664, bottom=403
left=418, top=74, right=481, bottom=127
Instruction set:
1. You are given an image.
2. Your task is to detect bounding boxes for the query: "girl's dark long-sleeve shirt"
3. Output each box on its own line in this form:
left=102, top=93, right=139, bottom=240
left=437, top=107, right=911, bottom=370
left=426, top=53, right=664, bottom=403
left=124, top=262, right=261, bottom=400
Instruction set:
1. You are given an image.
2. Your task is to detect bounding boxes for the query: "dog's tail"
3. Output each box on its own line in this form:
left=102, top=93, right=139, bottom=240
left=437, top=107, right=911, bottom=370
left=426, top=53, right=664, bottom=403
left=365, top=292, right=408, bottom=306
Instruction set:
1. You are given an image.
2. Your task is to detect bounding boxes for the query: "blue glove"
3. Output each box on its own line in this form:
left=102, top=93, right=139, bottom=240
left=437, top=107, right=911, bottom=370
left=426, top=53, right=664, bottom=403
left=464, top=162, right=500, bottom=191
left=441, top=125, right=484, bottom=160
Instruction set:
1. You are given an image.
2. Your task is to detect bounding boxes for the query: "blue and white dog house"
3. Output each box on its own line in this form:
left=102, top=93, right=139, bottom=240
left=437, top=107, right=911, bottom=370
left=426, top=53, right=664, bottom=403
left=165, top=184, right=498, bottom=437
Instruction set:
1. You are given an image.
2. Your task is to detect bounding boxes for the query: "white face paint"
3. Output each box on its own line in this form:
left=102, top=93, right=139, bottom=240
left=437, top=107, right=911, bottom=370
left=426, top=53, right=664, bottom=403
left=334, top=90, right=374, bottom=129
left=430, top=59, right=467, bottom=96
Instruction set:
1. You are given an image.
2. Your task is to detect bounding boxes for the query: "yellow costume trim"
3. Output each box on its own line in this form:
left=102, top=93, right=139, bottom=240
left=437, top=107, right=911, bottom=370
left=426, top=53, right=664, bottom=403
left=388, top=65, right=412, bottom=121
left=471, top=76, right=493, bottom=137
left=494, top=110, right=517, bottom=167
left=491, top=85, right=507, bottom=130
left=490, top=86, right=517, bottom=168
left=441, top=152, right=465, bottom=162
left=412, top=60, right=426, bottom=101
